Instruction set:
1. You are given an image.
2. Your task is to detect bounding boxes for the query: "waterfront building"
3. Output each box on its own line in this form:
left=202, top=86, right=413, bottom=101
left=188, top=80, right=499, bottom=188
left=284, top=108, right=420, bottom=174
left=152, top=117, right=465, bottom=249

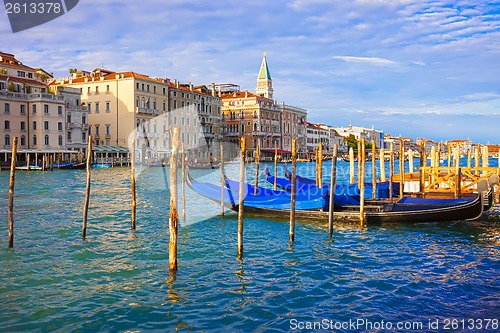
left=168, top=81, right=222, bottom=160
left=306, top=122, right=345, bottom=155
left=0, top=51, right=87, bottom=166
left=334, top=124, right=384, bottom=149
left=220, top=53, right=308, bottom=159
left=54, top=68, right=222, bottom=163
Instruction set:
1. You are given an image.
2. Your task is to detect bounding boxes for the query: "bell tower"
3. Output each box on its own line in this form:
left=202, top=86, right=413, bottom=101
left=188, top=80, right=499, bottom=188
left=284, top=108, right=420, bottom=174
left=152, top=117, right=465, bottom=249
left=256, top=52, right=273, bottom=99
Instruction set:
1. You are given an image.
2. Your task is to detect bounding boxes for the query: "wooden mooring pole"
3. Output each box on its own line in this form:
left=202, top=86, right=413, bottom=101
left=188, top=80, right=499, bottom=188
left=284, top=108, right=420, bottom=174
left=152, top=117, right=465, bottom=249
left=359, top=139, right=366, bottom=226
left=82, top=136, right=93, bottom=238
left=254, top=145, right=260, bottom=195
left=380, top=147, right=386, bottom=182
left=328, top=144, right=338, bottom=237
left=399, top=138, right=404, bottom=199
left=181, top=143, right=186, bottom=223
left=169, top=128, right=180, bottom=271
left=8, top=137, right=18, bottom=248
left=389, top=141, right=394, bottom=202
left=220, top=143, right=225, bottom=217
left=237, top=137, right=246, bottom=258
left=131, top=139, right=136, bottom=230
left=371, top=141, right=376, bottom=199
left=289, top=139, right=297, bottom=242
left=349, top=147, right=355, bottom=184
left=318, top=143, right=323, bottom=188
left=273, top=144, right=278, bottom=190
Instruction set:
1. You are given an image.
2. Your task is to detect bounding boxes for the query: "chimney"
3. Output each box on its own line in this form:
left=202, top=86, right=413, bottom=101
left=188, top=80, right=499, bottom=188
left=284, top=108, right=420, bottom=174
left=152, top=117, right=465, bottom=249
left=218, top=86, right=221, bottom=97
left=211, top=83, right=215, bottom=96
left=189, top=82, right=193, bottom=91
left=245, top=89, right=248, bottom=98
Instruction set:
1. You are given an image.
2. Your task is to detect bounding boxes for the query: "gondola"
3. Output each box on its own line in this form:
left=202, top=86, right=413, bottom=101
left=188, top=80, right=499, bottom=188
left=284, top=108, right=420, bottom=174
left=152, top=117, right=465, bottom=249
left=187, top=169, right=490, bottom=224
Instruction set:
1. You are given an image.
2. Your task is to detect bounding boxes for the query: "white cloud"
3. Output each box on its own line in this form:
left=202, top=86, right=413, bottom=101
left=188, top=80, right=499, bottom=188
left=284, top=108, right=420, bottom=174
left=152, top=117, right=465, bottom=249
left=332, top=56, right=400, bottom=67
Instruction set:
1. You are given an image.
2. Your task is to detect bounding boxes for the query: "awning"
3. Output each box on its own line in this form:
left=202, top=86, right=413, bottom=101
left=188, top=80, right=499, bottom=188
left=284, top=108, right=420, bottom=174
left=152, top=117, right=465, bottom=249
left=93, top=145, right=129, bottom=154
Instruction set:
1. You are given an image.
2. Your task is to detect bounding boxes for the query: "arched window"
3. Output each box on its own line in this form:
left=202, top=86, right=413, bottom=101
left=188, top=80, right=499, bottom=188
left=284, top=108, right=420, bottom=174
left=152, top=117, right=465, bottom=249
left=44, top=134, right=49, bottom=146
left=20, top=135, right=26, bottom=147
left=58, top=135, right=63, bottom=146
left=5, top=134, right=10, bottom=146
left=33, top=135, right=37, bottom=146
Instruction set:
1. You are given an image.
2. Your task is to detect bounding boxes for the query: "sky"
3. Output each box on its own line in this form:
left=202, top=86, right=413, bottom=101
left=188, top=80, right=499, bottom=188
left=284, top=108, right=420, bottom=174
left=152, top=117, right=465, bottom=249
left=2, top=0, right=500, bottom=143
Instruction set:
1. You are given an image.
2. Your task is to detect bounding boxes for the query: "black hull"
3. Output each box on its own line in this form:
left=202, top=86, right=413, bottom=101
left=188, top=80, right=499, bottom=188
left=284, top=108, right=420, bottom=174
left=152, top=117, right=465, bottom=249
left=229, top=190, right=488, bottom=224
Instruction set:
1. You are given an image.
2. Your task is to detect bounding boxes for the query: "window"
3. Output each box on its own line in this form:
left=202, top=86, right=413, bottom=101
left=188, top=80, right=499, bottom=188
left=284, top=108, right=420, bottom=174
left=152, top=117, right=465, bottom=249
left=105, top=102, right=110, bottom=112
left=21, top=121, right=26, bottom=132
left=87, top=103, right=92, bottom=113
left=67, top=132, right=72, bottom=141
left=4, top=103, right=10, bottom=113
left=44, top=121, right=49, bottom=130
left=58, top=135, right=63, bottom=146
left=105, top=125, right=110, bottom=136
left=106, top=85, right=110, bottom=92
left=44, top=104, right=49, bottom=114
left=67, top=114, right=71, bottom=123
left=17, top=71, right=25, bottom=77
left=5, top=135, right=10, bottom=146
left=136, top=83, right=139, bottom=90
left=20, top=105, right=26, bottom=115
left=82, top=115, right=86, bottom=124
left=82, top=132, right=86, bottom=142
left=95, top=102, right=99, bottom=113
left=32, top=135, right=37, bottom=146
left=33, top=121, right=36, bottom=130
left=32, top=105, right=37, bottom=114
left=58, top=106, right=62, bottom=115
left=95, top=125, right=99, bottom=136
left=4, top=120, right=10, bottom=130
left=95, top=86, right=99, bottom=94
left=58, top=122, right=63, bottom=131
left=44, top=134, right=49, bottom=146
left=87, top=87, right=91, bottom=94
left=163, top=87, right=166, bottom=95
left=20, top=135, right=26, bottom=146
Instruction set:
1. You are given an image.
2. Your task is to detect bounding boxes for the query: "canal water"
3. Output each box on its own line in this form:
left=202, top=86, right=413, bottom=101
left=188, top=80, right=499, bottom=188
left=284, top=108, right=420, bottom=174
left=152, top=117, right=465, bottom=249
left=0, top=160, right=499, bottom=332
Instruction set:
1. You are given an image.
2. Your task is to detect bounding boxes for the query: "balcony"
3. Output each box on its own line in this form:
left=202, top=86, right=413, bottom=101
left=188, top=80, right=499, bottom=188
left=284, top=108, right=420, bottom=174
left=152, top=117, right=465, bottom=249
left=224, top=132, right=240, bottom=137
left=252, top=131, right=266, bottom=137
left=136, top=107, right=160, bottom=116
left=0, top=90, right=64, bottom=102
left=67, top=122, right=74, bottom=129
left=82, top=124, right=89, bottom=130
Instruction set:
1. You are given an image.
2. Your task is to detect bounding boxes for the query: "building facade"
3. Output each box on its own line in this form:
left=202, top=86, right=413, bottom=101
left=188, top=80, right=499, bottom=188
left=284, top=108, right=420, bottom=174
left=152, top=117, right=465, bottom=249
left=220, top=54, right=308, bottom=159
left=0, top=51, right=87, bottom=165
left=334, top=124, right=384, bottom=149
left=55, top=68, right=222, bottom=163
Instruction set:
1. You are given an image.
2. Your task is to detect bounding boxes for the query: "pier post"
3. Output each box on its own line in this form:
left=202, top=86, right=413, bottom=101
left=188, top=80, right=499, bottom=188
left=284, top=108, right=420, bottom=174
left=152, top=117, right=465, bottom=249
left=131, top=139, right=136, bottom=230
left=380, top=148, right=386, bottom=182
left=419, top=142, right=425, bottom=196
left=8, top=137, right=17, bottom=248
left=289, top=139, right=297, bottom=242
left=169, top=128, right=180, bottom=272
left=409, top=149, right=414, bottom=174
left=357, top=140, right=361, bottom=184
left=349, top=147, right=355, bottom=184
left=437, top=143, right=441, bottom=167
left=220, top=143, right=225, bottom=217
left=82, top=136, right=93, bottom=238
left=389, top=141, right=394, bottom=202
left=318, top=143, right=323, bottom=188
left=399, top=138, right=404, bottom=199
left=359, top=139, right=366, bottom=226
left=273, top=144, right=278, bottom=190
left=181, top=143, right=186, bottom=223
left=26, top=154, right=30, bottom=171
left=328, top=144, right=338, bottom=237
left=315, top=146, right=319, bottom=186
left=254, top=145, right=260, bottom=195
left=371, top=141, right=376, bottom=199
left=237, top=137, right=246, bottom=258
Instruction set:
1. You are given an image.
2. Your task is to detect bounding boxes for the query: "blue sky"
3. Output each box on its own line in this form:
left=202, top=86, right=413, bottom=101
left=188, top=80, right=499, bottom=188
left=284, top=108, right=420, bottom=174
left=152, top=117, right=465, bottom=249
left=2, top=0, right=500, bottom=143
